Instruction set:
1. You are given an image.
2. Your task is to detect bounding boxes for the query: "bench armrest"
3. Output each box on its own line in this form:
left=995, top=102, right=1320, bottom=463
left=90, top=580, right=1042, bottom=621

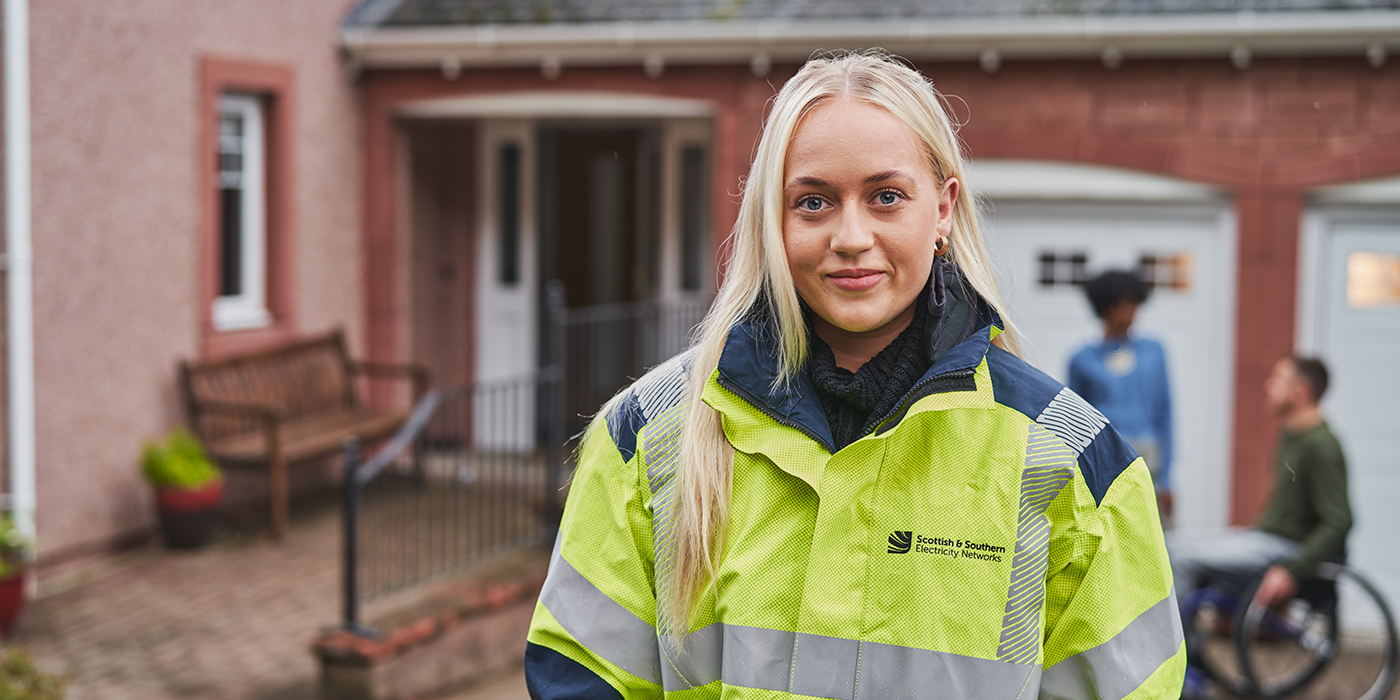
left=348, top=362, right=430, bottom=401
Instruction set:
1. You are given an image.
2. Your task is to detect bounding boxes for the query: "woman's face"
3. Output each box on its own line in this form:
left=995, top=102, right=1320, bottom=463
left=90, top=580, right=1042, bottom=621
left=783, top=97, right=958, bottom=346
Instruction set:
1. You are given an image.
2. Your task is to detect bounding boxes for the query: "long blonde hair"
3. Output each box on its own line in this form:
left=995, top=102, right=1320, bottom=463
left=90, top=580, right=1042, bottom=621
left=664, top=50, right=1023, bottom=632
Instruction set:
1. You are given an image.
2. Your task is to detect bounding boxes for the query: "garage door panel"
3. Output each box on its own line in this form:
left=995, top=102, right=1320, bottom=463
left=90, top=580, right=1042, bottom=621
left=986, top=202, right=1234, bottom=533
left=1310, top=207, right=1400, bottom=636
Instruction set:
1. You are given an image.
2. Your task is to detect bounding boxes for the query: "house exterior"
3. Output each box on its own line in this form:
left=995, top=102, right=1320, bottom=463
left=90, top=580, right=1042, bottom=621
left=2, top=0, right=1398, bottom=606
left=0, top=0, right=367, bottom=565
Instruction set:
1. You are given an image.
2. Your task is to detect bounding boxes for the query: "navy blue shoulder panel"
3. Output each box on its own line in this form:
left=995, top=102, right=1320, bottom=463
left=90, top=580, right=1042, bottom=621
left=986, top=345, right=1063, bottom=419
left=602, top=350, right=693, bottom=463
left=525, top=642, right=624, bottom=700
left=987, top=345, right=1139, bottom=506
left=716, top=320, right=834, bottom=452
left=605, top=391, right=645, bottom=463
left=1078, top=427, right=1141, bottom=506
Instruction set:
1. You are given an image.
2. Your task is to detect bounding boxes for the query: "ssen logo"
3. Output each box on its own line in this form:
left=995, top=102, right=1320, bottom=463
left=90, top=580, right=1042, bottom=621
left=887, top=531, right=913, bottom=554
left=886, top=531, right=1008, bottom=563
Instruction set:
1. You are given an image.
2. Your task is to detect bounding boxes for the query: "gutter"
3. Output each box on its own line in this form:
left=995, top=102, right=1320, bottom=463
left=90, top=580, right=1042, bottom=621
left=340, top=10, right=1398, bottom=71
left=4, top=0, right=36, bottom=550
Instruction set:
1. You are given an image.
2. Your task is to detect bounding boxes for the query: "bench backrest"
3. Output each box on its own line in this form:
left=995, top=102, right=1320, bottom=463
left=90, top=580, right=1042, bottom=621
left=181, top=331, right=356, bottom=440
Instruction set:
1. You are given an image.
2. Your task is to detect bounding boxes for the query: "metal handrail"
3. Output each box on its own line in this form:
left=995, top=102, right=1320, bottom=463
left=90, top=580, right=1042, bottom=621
left=340, top=389, right=442, bottom=637
left=350, top=390, right=442, bottom=487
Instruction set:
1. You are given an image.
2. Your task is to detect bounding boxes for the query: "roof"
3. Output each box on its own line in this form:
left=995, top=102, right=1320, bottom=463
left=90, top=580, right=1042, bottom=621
left=347, top=0, right=1398, bottom=27
left=340, top=0, right=1400, bottom=71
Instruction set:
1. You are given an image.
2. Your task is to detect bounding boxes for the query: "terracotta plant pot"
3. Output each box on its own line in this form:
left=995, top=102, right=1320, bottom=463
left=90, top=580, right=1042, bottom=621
left=0, top=571, right=24, bottom=635
left=155, top=480, right=223, bottom=549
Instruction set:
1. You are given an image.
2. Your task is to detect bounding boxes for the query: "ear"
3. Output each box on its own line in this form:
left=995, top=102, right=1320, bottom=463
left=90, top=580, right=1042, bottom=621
left=937, top=177, right=959, bottom=239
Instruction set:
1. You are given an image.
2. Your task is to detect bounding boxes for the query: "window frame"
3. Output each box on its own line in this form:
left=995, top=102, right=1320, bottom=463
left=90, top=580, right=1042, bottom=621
left=212, top=94, right=270, bottom=331
left=200, top=57, right=296, bottom=358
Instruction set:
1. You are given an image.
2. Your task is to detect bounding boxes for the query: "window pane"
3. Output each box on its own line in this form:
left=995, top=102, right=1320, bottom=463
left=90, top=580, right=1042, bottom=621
left=1136, top=252, right=1193, bottom=292
left=218, top=111, right=245, bottom=297
left=680, top=147, right=707, bottom=291
left=1036, top=250, right=1090, bottom=288
left=220, top=188, right=243, bottom=296
left=498, top=144, right=520, bottom=285
left=1347, top=251, right=1400, bottom=307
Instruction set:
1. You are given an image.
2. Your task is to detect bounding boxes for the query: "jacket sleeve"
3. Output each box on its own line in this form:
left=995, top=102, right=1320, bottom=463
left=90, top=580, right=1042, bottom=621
left=525, top=417, right=664, bottom=700
left=1149, top=341, right=1173, bottom=484
left=1038, top=449, right=1185, bottom=700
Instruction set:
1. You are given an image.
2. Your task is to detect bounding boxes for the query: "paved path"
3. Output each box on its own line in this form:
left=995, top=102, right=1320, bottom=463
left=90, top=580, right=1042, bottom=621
left=13, top=500, right=344, bottom=700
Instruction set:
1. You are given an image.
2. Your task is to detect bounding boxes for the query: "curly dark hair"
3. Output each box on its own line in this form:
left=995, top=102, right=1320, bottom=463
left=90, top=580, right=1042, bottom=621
left=1084, top=270, right=1150, bottom=319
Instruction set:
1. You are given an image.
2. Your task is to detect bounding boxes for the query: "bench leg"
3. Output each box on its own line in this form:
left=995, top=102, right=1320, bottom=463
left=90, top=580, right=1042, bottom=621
left=269, top=453, right=289, bottom=540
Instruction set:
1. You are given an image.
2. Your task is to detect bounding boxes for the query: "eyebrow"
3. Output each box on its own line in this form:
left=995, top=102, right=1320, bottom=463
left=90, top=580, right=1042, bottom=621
left=784, top=169, right=913, bottom=189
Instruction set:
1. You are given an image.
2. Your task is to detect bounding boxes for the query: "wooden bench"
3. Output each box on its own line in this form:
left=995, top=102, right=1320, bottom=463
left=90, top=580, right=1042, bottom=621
left=180, top=330, right=428, bottom=538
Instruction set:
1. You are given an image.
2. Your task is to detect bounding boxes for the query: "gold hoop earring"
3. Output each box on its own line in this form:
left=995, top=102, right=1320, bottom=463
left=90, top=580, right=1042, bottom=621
left=934, top=236, right=950, bottom=257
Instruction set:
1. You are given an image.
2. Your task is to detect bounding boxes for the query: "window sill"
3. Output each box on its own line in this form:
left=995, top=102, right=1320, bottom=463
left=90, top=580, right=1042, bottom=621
left=203, top=322, right=296, bottom=361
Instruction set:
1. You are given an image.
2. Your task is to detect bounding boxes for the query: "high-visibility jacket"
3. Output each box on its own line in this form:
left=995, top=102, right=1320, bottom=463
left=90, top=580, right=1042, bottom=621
left=526, top=311, right=1184, bottom=700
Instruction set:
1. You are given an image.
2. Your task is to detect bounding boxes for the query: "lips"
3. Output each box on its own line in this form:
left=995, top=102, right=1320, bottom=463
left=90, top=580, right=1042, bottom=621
left=827, top=269, right=884, bottom=291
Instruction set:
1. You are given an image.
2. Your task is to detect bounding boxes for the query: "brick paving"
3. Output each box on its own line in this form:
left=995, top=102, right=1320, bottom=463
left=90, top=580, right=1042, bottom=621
left=12, top=496, right=345, bottom=700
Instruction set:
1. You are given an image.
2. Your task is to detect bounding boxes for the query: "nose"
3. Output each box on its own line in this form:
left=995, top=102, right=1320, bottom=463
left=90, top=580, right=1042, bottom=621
left=831, top=200, right=874, bottom=256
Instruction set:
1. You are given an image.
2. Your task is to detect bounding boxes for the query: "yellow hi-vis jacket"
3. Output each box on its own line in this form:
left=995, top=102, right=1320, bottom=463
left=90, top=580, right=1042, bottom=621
left=526, top=313, right=1184, bottom=699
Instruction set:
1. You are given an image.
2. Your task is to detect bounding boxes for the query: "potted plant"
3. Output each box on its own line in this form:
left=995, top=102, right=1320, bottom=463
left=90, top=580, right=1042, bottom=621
left=141, top=429, right=223, bottom=549
left=0, top=514, right=31, bottom=636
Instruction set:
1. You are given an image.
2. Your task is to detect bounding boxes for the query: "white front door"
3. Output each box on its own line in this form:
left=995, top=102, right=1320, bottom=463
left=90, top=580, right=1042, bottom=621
left=1303, top=207, right=1400, bottom=620
left=985, top=202, right=1236, bottom=533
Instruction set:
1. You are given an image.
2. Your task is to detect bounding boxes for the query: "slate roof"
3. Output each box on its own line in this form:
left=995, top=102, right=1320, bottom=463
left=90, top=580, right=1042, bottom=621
left=345, top=0, right=1400, bottom=28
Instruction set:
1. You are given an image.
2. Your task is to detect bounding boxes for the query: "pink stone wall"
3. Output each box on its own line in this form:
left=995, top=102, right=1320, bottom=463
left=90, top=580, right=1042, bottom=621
left=26, top=0, right=362, bottom=562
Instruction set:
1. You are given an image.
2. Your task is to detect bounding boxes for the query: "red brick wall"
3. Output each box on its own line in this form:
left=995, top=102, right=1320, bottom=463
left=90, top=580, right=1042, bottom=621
left=359, top=55, right=1400, bottom=525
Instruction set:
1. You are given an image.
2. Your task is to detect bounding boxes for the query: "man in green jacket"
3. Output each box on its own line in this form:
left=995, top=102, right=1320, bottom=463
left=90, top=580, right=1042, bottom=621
left=1169, top=356, right=1352, bottom=686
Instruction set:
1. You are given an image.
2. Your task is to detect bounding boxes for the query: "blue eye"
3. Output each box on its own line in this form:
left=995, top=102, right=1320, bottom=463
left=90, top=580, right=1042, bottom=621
left=877, top=191, right=900, bottom=205
left=799, top=197, right=824, bottom=211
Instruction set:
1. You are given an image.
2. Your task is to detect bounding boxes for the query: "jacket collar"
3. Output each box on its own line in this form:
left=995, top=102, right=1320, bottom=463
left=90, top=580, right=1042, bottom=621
left=713, top=263, right=1003, bottom=453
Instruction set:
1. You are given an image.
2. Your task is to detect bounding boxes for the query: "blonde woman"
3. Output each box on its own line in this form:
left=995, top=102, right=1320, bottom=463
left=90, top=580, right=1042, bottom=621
left=525, top=52, right=1182, bottom=700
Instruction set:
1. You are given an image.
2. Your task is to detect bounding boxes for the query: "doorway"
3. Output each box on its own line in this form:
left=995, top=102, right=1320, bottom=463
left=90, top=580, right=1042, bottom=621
left=537, top=127, right=660, bottom=309
left=537, top=127, right=664, bottom=425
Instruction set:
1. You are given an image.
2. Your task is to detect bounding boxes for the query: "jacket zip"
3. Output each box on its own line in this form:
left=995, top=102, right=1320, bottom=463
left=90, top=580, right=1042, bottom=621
left=870, top=367, right=978, bottom=436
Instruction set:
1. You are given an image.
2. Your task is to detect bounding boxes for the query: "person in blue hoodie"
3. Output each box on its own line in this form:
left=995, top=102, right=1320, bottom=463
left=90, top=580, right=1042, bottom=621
left=1069, top=270, right=1174, bottom=526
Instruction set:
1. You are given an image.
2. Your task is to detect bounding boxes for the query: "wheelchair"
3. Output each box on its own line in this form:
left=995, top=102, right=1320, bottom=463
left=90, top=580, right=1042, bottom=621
left=1182, top=561, right=1398, bottom=699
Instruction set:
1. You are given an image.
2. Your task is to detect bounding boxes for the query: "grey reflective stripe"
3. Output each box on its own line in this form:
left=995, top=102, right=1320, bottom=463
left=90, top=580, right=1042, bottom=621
left=857, top=641, right=1041, bottom=700
left=722, top=624, right=795, bottom=691
left=1036, top=388, right=1107, bottom=457
left=659, top=622, right=723, bottom=690
left=538, top=536, right=663, bottom=686
left=721, top=624, right=1039, bottom=700
left=1039, top=588, right=1183, bottom=700
left=791, top=633, right=859, bottom=699
left=999, top=423, right=1076, bottom=664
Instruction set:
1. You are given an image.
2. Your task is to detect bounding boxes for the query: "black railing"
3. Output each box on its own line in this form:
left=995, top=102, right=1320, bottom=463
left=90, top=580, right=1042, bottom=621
left=562, top=294, right=709, bottom=436
left=341, top=373, right=563, bottom=633
left=340, top=284, right=705, bottom=634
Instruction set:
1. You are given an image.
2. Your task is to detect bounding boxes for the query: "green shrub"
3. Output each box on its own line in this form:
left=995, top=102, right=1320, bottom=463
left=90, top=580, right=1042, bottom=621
left=140, top=429, right=221, bottom=489
left=0, top=647, right=64, bottom=700
left=0, top=517, right=29, bottom=580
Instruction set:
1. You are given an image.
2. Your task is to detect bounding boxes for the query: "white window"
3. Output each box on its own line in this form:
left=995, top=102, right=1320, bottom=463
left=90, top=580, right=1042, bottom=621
left=212, top=94, right=270, bottom=331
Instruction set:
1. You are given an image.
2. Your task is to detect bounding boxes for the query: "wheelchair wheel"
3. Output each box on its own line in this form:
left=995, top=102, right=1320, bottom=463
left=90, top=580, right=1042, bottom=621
left=1183, top=587, right=1256, bottom=696
left=1235, top=564, right=1399, bottom=700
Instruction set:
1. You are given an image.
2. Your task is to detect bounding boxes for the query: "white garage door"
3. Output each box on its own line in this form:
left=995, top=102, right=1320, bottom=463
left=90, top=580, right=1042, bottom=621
left=1301, top=206, right=1400, bottom=619
left=983, top=201, right=1236, bottom=533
